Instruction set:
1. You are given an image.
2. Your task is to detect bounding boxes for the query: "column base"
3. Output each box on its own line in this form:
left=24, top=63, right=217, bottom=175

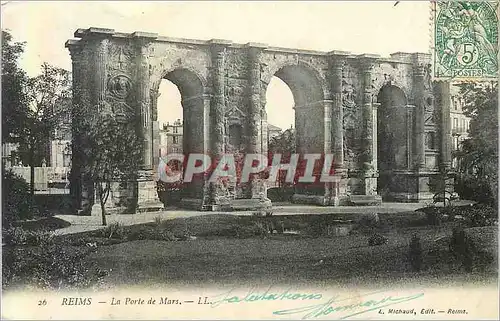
left=206, top=198, right=273, bottom=213
left=348, top=194, right=382, bottom=206
left=137, top=171, right=164, bottom=213
left=384, top=192, right=434, bottom=203
left=291, top=194, right=350, bottom=206
left=180, top=198, right=205, bottom=210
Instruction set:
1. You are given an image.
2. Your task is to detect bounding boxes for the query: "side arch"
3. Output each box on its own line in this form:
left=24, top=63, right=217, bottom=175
left=372, top=75, right=412, bottom=105
left=261, top=59, right=329, bottom=103
left=262, top=60, right=328, bottom=157
left=376, top=84, right=412, bottom=199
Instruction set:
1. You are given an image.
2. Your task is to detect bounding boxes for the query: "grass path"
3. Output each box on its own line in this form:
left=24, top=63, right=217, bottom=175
left=87, top=225, right=497, bottom=289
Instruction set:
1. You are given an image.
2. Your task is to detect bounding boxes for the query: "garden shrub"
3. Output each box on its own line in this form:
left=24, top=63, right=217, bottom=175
left=100, top=222, right=126, bottom=240
left=449, top=227, right=476, bottom=272
left=2, top=170, right=39, bottom=226
left=368, top=233, right=388, bottom=246
left=408, top=234, right=422, bottom=272
left=235, top=221, right=268, bottom=238
left=2, top=227, right=54, bottom=246
left=463, top=205, right=497, bottom=227
left=2, top=243, right=108, bottom=290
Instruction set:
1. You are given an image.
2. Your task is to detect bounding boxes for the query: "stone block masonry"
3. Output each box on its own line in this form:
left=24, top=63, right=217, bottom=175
left=66, top=27, right=453, bottom=214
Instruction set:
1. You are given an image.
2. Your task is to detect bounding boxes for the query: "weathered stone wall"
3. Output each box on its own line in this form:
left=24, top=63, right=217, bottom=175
left=67, top=28, right=452, bottom=212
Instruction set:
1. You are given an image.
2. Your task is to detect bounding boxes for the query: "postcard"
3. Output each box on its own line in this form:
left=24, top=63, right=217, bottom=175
left=1, top=1, right=498, bottom=320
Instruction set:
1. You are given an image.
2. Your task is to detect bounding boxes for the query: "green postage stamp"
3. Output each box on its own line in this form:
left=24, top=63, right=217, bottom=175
left=433, top=1, right=499, bottom=79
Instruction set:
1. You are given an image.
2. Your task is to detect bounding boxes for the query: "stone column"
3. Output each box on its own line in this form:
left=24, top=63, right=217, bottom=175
left=92, top=37, right=109, bottom=115
left=133, top=32, right=163, bottom=212
left=134, top=36, right=153, bottom=170
left=358, top=57, right=380, bottom=200
left=437, top=81, right=452, bottom=169
left=372, top=102, right=379, bottom=172
left=247, top=43, right=268, bottom=200
left=405, top=104, right=416, bottom=170
left=88, top=35, right=110, bottom=215
left=327, top=53, right=350, bottom=205
left=328, top=57, right=346, bottom=174
left=209, top=40, right=231, bottom=209
left=413, top=63, right=427, bottom=169
left=247, top=45, right=264, bottom=154
left=66, top=40, right=84, bottom=211
left=151, top=87, right=161, bottom=169
left=323, top=99, right=333, bottom=201
left=360, top=60, right=375, bottom=171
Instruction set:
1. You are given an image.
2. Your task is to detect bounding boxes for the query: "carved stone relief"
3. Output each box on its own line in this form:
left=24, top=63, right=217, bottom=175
left=341, top=77, right=359, bottom=167
left=106, top=74, right=134, bottom=122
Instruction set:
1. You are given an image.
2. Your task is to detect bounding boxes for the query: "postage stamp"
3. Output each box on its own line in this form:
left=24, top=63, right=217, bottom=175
left=433, top=1, right=499, bottom=79
left=1, top=1, right=499, bottom=320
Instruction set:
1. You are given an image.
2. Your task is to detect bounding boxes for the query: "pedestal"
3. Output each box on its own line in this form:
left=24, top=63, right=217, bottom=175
left=137, top=170, right=164, bottom=213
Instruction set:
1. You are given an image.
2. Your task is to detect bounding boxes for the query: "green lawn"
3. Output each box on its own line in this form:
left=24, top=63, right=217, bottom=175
left=85, top=220, right=497, bottom=289
left=3, top=208, right=498, bottom=291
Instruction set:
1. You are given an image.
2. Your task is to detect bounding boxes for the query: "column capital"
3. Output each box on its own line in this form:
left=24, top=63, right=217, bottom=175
left=327, top=52, right=349, bottom=68
left=246, top=45, right=266, bottom=61
left=66, top=40, right=84, bottom=61
left=75, top=27, right=115, bottom=39
left=132, top=31, right=158, bottom=40
left=359, top=60, right=377, bottom=73
left=209, top=39, right=232, bottom=55
left=413, top=63, right=427, bottom=78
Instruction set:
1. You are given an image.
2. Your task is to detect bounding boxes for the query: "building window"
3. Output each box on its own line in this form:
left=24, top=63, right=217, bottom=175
left=63, top=154, right=71, bottom=167
left=453, top=118, right=458, bottom=129
left=174, top=127, right=178, bottom=134
left=425, top=132, right=436, bottom=150
left=173, top=136, right=178, bottom=144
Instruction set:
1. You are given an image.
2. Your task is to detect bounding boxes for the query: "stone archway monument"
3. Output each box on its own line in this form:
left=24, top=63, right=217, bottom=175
left=66, top=27, right=452, bottom=214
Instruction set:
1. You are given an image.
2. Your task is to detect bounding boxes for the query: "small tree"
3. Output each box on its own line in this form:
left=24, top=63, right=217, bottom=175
left=455, top=81, right=498, bottom=206
left=19, top=63, right=72, bottom=195
left=268, top=128, right=295, bottom=192
left=87, top=112, right=142, bottom=225
left=1, top=30, right=30, bottom=145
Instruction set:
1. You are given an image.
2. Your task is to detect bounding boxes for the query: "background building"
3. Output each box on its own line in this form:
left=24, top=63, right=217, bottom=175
left=267, top=124, right=283, bottom=141
left=450, top=83, right=471, bottom=169
left=159, top=119, right=183, bottom=156
left=158, top=119, right=284, bottom=156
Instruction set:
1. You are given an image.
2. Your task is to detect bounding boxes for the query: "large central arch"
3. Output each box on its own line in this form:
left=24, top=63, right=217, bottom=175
left=268, top=64, right=325, bottom=154
left=66, top=28, right=451, bottom=214
left=152, top=67, right=209, bottom=204
left=263, top=63, right=330, bottom=203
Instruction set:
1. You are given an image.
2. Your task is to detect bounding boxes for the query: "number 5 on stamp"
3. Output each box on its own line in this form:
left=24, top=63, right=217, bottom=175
left=433, top=1, right=498, bottom=79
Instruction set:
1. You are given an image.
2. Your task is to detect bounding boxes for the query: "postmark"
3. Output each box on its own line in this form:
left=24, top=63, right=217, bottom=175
left=433, top=1, right=499, bottom=79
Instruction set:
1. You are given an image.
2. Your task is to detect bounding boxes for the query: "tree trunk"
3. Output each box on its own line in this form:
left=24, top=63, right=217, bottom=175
left=98, top=183, right=107, bottom=226
left=29, top=144, right=35, bottom=196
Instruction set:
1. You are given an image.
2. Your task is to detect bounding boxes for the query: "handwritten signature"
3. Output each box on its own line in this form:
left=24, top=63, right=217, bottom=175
left=211, top=287, right=424, bottom=319
left=273, top=291, right=425, bottom=320
left=211, top=287, right=323, bottom=308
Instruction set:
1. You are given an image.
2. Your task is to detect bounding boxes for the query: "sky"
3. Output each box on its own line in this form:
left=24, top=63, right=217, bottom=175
left=2, top=1, right=431, bottom=130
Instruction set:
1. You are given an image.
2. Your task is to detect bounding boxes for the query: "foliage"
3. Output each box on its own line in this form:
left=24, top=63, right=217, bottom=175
left=100, top=222, right=127, bottom=240
left=86, top=113, right=142, bottom=225
left=455, top=81, right=498, bottom=205
left=17, top=64, right=72, bottom=168
left=2, top=227, right=54, bottom=246
left=419, top=204, right=497, bottom=227
left=268, top=128, right=296, bottom=191
left=2, top=169, right=38, bottom=226
left=408, top=234, right=422, bottom=272
left=463, top=205, right=497, bottom=227
left=2, top=242, right=108, bottom=290
left=368, top=233, right=388, bottom=246
left=1, top=30, right=30, bottom=144
left=449, top=227, right=476, bottom=272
